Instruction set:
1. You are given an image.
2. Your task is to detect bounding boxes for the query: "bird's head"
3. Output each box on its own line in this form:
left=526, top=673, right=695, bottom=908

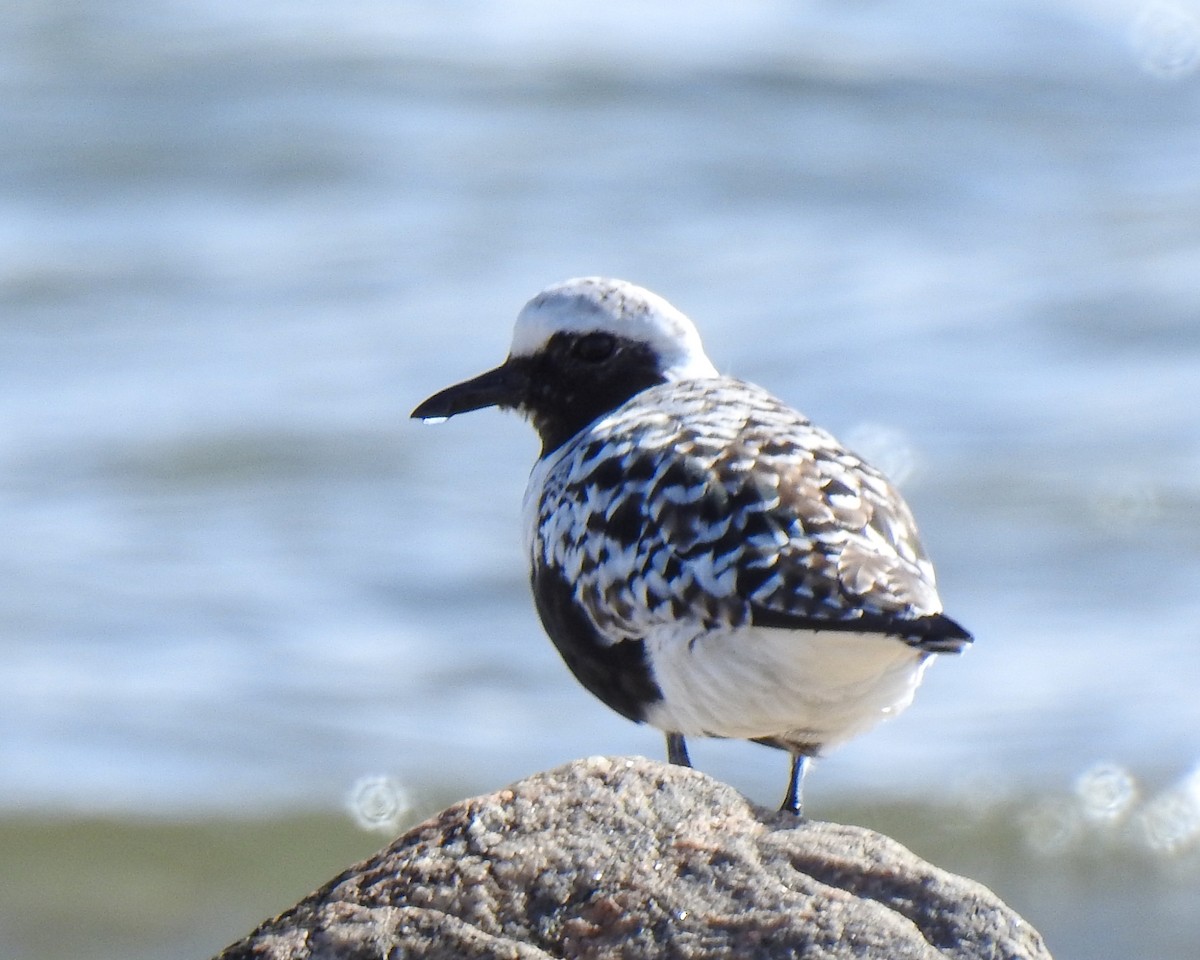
left=411, top=277, right=719, bottom=454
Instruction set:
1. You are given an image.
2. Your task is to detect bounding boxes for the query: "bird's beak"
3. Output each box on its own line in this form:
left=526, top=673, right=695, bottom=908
left=410, top=358, right=530, bottom=422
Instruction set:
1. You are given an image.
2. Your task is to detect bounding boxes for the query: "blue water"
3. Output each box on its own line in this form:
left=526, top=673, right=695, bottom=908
left=6, top=4, right=1200, bottom=959
left=3, top=0, right=1200, bottom=838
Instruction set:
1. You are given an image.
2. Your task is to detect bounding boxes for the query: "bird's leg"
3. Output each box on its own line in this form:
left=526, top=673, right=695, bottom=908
left=780, top=753, right=808, bottom=816
left=666, top=732, right=692, bottom=767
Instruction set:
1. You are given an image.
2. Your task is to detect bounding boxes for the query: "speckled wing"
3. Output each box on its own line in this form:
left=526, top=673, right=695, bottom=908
left=527, top=377, right=971, bottom=654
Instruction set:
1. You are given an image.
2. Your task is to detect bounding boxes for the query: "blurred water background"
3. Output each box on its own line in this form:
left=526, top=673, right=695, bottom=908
left=2, top=1, right=1200, bottom=958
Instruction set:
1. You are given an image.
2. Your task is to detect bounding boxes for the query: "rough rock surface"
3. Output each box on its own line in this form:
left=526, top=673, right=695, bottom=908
left=216, top=756, right=1051, bottom=960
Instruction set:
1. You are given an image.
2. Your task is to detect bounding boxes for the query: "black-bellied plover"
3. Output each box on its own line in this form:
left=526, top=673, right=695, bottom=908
left=412, top=277, right=972, bottom=814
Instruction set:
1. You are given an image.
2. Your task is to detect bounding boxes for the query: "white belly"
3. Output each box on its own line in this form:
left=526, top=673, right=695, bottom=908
left=641, top=625, right=931, bottom=751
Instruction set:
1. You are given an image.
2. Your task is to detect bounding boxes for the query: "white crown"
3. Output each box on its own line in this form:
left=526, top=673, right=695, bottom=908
left=509, top=277, right=719, bottom=381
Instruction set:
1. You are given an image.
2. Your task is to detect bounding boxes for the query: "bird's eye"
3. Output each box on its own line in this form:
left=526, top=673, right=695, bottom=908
left=571, top=332, right=617, bottom=363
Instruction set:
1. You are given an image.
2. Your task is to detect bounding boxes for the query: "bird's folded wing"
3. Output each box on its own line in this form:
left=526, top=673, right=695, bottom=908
left=541, top=378, right=972, bottom=653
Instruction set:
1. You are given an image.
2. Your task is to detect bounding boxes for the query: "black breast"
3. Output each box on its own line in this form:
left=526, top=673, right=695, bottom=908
left=530, top=563, right=663, bottom=722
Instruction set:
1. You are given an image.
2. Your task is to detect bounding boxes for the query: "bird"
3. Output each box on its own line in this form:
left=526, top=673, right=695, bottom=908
left=411, top=277, right=972, bottom=814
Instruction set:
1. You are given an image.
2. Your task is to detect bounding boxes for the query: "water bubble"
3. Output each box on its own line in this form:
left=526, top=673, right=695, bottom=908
left=1022, top=797, right=1083, bottom=854
left=842, top=423, right=918, bottom=486
left=946, top=772, right=1009, bottom=825
left=346, top=774, right=411, bottom=833
left=1132, top=4, right=1200, bottom=78
left=1134, top=767, right=1200, bottom=855
left=1074, top=761, right=1138, bottom=824
left=1090, top=474, right=1160, bottom=529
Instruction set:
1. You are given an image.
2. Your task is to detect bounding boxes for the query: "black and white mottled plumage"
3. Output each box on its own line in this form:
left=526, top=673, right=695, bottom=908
left=412, top=277, right=972, bottom=813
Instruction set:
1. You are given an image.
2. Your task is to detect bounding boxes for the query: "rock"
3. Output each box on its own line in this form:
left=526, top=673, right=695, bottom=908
left=215, top=756, right=1051, bottom=960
